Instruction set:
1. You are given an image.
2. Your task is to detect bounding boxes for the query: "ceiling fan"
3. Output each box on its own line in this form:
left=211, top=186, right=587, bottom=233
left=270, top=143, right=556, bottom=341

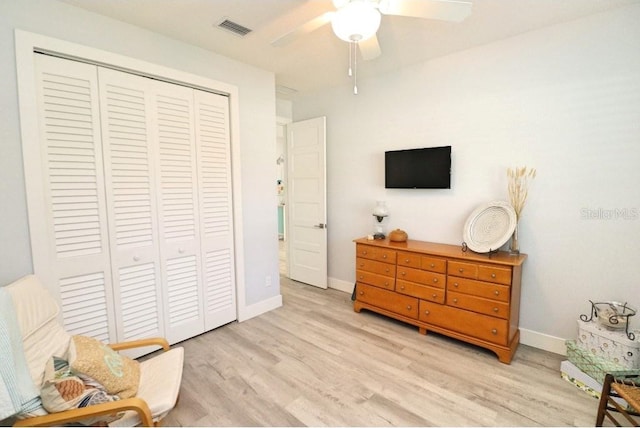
left=271, top=0, right=473, bottom=59
left=271, top=0, right=472, bottom=93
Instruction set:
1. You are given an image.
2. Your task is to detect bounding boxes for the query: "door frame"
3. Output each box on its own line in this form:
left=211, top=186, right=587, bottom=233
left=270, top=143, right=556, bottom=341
left=14, top=30, right=250, bottom=320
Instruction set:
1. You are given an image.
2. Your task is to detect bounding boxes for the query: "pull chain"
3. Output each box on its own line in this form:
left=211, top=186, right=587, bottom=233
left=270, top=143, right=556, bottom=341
left=348, top=41, right=353, bottom=77
left=353, top=41, right=358, bottom=95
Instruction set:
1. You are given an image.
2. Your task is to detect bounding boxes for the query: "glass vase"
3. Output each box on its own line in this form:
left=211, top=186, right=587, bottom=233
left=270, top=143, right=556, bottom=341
left=509, top=223, right=520, bottom=255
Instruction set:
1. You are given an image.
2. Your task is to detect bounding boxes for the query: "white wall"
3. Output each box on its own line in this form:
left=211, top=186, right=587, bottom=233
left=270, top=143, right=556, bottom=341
left=293, top=4, right=640, bottom=350
left=0, top=0, right=281, bottom=309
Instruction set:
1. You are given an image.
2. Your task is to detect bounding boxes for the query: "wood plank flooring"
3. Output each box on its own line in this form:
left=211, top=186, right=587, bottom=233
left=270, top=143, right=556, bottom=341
left=161, top=276, right=600, bottom=426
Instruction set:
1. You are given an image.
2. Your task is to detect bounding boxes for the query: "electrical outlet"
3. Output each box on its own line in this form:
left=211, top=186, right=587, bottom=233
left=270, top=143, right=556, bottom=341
left=265, top=275, right=272, bottom=287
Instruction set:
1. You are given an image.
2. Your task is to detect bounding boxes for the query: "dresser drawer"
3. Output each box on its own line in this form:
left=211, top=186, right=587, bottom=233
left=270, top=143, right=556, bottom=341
left=397, top=251, right=422, bottom=268
left=478, top=265, right=512, bottom=285
left=356, top=283, right=418, bottom=319
left=356, top=244, right=396, bottom=263
left=447, top=277, right=510, bottom=303
left=447, top=291, right=509, bottom=320
left=421, top=256, right=447, bottom=274
left=396, top=280, right=445, bottom=304
left=448, top=260, right=478, bottom=279
left=356, top=257, right=396, bottom=277
left=419, top=301, right=509, bottom=345
left=356, top=270, right=395, bottom=290
left=397, top=267, right=445, bottom=289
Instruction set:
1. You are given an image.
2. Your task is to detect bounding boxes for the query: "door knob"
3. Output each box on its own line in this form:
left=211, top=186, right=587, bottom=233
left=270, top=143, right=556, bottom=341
left=313, top=223, right=327, bottom=229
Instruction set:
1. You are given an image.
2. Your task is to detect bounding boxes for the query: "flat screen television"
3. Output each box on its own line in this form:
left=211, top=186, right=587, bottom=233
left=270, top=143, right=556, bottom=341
left=385, top=146, right=451, bottom=189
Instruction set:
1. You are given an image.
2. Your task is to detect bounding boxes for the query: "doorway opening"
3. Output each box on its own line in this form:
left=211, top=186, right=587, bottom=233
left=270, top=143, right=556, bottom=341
left=276, top=120, right=288, bottom=277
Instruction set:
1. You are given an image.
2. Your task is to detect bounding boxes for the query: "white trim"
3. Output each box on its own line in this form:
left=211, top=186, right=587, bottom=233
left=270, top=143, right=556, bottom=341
left=14, top=29, right=247, bottom=322
left=520, top=327, right=567, bottom=355
left=238, top=294, right=283, bottom=322
left=329, top=277, right=355, bottom=294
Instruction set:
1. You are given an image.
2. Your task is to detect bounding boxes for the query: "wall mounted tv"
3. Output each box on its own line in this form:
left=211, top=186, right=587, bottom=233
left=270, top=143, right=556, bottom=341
left=385, top=146, right=451, bottom=189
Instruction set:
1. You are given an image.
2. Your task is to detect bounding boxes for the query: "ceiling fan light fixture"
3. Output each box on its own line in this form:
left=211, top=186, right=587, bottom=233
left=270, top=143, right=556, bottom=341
left=331, top=1, right=381, bottom=42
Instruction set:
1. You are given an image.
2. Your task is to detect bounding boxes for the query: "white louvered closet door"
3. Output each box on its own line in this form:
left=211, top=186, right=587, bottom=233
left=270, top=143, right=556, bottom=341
left=194, top=90, right=237, bottom=329
left=150, top=81, right=206, bottom=344
left=32, top=54, right=117, bottom=343
left=97, top=68, right=166, bottom=352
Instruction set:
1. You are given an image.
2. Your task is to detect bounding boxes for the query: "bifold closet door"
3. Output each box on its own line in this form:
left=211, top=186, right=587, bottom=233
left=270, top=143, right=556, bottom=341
left=97, top=68, right=166, bottom=350
left=150, top=81, right=206, bottom=344
left=194, top=91, right=237, bottom=329
left=31, top=54, right=118, bottom=343
left=28, top=53, right=236, bottom=350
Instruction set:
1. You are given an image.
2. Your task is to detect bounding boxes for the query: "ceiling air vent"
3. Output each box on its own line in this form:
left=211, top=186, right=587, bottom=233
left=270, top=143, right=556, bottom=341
left=216, top=18, right=252, bottom=37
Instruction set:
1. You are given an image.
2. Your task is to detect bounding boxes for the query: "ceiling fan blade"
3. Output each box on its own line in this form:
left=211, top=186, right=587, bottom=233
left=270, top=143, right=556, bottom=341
left=379, top=0, right=472, bottom=22
left=359, top=35, right=382, bottom=61
left=271, top=11, right=334, bottom=47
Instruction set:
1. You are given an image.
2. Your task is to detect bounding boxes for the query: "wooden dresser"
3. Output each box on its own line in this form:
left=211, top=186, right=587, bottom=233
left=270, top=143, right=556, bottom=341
left=353, top=237, right=527, bottom=363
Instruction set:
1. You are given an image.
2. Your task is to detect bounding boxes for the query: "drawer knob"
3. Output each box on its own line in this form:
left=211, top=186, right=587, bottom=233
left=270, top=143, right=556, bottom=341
left=400, top=285, right=405, bottom=290
left=458, top=268, right=464, bottom=273
left=385, top=268, right=390, bottom=273
left=406, top=305, right=412, bottom=310
left=363, top=251, right=367, bottom=255
left=359, top=263, right=364, bottom=267
left=494, top=290, right=500, bottom=296
left=405, top=259, right=410, bottom=263
left=453, top=298, right=458, bottom=304
left=491, top=329, right=498, bottom=335
left=385, top=282, right=389, bottom=286
left=493, top=307, right=499, bottom=313
left=383, top=254, right=387, bottom=259
left=401, top=271, right=406, bottom=276
left=359, top=291, right=364, bottom=295
left=432, top=293, right=437, bottom=298
left=424, top=310, right=430, bottom=315
left=491, top=273, right=496, bottom=278
left=430, top=263, right=435, bottom=268
left=433, top=278, right=438, bottom=283
left=453, top=282, right=459, bottom=288
left=359, top=275, right=363, bottom=280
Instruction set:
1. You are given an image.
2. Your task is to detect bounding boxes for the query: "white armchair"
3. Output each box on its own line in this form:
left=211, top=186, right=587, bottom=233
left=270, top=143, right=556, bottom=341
left=4, top=275, right=183, bottom=427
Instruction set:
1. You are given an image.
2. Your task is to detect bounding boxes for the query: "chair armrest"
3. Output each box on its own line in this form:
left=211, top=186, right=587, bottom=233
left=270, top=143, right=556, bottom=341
left=108, top=337, right=170, bottom=352
left=13, top=397, right=153, bottom=427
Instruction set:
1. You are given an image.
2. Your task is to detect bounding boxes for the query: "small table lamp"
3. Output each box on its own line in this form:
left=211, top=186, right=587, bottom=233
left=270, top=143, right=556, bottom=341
left=372, top=201, right=389, bottom=239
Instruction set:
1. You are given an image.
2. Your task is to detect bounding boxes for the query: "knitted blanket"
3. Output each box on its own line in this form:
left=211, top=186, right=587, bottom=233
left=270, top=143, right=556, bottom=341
left=0, top=287, right=41, bottom=419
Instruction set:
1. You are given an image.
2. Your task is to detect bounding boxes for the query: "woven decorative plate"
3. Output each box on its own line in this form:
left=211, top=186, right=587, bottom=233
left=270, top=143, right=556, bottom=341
left=463, top=200, right=517, bottom=253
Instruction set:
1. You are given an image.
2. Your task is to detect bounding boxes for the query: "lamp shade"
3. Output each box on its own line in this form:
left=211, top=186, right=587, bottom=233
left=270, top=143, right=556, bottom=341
left=331, top=1, right=381, bottom=42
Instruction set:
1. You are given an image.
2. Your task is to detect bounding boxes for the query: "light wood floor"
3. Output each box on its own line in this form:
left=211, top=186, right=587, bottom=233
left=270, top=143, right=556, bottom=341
left=162, top=276, right=600, bottom=427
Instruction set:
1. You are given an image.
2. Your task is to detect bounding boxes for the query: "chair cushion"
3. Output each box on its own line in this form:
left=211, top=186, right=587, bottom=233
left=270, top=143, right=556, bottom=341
left=68, top=335, right=140, bottom=399
left=5, top=275, right=70, bottom=389
left=110, top=347, right=184, bottom=427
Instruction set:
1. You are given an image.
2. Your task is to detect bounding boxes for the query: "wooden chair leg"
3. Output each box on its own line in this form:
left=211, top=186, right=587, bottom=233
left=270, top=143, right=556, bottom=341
left=597, top=374, right=614, bottom=427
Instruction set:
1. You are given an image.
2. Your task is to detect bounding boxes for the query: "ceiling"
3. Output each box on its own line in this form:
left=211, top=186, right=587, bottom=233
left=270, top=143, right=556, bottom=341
left=59, top=0, right=638, bottom=98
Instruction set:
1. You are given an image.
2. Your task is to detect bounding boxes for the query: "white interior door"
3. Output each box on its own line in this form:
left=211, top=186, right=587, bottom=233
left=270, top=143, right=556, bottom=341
left=287, top=117, right=327, bottom=289
left=31, top=54, right=118, bottom=344
left=194, top=89, right=237, bottom=330
left=97, top=68, right=166, bottom=354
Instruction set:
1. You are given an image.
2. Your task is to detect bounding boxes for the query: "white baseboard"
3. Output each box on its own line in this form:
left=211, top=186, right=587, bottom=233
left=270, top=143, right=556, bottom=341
left=520, top=327, right=567, bottom=355
left=328, top=277, right=355, bottom=294
left=237, top=293, right=283, bottom=322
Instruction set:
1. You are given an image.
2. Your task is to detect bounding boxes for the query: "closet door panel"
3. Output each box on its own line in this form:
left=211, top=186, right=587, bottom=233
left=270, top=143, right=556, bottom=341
left=194, top=91, right=237, bottom=329
left=97, top=68, right=165, bottom=352
left=32, top=54, right=117, bottom=343
left=151, top=81, right=205, bottom=343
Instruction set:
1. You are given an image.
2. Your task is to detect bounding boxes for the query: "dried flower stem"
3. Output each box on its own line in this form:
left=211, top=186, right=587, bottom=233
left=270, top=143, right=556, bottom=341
left=507, top=166, right=536, bottom=220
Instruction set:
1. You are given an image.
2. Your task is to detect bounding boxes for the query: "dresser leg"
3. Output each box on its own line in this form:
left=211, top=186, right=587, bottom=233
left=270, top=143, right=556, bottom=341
left=419, top=327, right=427, bottom=335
